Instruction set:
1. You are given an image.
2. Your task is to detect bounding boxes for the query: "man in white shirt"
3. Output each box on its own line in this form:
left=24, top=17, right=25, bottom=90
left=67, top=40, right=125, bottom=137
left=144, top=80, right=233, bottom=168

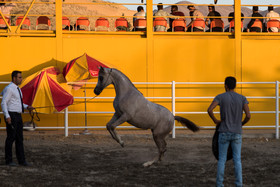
left=265, top=6, right=280, bottom=32
left=0, top=2, right=16, bottom=29
left=153, top=3, right=171, bottom=31
left=133, top=6, right=146, bottom=31
left=1, top=71, right=33, bottom=166
left=187, top=5, right=204, bottom=32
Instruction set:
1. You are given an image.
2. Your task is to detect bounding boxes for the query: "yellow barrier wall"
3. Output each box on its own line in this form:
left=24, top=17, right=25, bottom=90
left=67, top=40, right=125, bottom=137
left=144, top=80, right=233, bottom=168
left=0, top=34, right=280, bottom=129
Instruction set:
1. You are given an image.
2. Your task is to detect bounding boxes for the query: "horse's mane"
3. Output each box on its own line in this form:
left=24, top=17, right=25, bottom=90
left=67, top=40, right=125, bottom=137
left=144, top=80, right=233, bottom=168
left=111, top=68, right=143, bottom=95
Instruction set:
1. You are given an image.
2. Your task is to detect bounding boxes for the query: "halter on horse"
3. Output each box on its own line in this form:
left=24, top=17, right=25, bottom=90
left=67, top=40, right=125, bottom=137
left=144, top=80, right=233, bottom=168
left=94, top=67, right=200, bottom=167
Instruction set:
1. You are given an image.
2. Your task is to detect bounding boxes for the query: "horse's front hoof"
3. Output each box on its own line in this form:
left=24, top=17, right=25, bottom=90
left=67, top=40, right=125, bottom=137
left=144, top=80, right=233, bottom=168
left=120, top=141, right=125, bottom=148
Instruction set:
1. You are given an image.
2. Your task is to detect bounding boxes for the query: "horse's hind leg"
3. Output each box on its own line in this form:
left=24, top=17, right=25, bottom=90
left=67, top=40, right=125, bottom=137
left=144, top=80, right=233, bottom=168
left=143, top=131, right=168, bottom=167
left=106, top=113, right=128, bottom=147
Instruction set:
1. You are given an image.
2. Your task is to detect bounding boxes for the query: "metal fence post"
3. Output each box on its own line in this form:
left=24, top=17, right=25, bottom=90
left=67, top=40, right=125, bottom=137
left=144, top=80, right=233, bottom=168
left=64, top=107, right=69, bottom=137
left=276, top=81, right=279, bottom=139
left=172, top=81, right=176, bottom=138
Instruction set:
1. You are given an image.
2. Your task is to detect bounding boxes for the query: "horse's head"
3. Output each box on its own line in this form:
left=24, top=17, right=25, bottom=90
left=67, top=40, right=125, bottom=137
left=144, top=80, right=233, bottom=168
left=94, top=66, right=113, bottom=95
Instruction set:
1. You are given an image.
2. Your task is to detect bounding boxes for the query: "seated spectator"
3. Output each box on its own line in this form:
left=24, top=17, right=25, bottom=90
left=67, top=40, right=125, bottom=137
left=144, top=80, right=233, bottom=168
left=186, top=5, right=204, bottom=32
left=225, top=10, right=244, bottom=32
left=133, top=6, right=146, bottom=31
left=205, top=5, right=222, bottom=32
left=0, top=2, right=15, bottom=29
left=246, top=6, right=263, bottom=32
left=153, top=3, right=171, bottom=32
left=168, top=5, right=185, bottom=32
left=265, top=6, right=280, bottom=32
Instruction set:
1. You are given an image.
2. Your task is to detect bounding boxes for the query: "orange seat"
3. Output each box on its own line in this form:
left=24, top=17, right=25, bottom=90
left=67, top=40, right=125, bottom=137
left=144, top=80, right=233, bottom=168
left=133, top=18, right=146, bottom=31
left=153, top=17, right=167, bottom=32
left=36, top=16, right=51, bottom=30
left=191, top=18, right=205, bottom=32
left=172, top=18, right=186, bottom=32
left=76, top=17, right=90, bottom=31
left=0, top=16, right=10, bottom=28
left=267, top=19, right=280, bottom=32
left=95, top=17, right=109, bottom=31
left=210, top=19, right=224, bottom=32
left=62, top=16, right=70, bottom=30
left=229, top=20, right=244, bottom=32
left=115, top=17, right=129, bottom=31
left=248, top=19, right=263, bottom=32
left=16, top=16, right=31, bottom=30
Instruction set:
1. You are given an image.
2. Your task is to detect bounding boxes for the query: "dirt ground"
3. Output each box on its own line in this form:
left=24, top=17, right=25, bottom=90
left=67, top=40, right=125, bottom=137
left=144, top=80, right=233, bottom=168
left=0, top=130, right=279, bottom=187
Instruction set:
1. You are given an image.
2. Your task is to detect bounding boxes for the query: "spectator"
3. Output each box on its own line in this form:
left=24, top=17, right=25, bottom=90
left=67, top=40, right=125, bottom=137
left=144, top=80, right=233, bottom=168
left=168, top=5, right=185, bottom=32
left=133, top=6, right=146, bottom=31
left=1, top=71, right=34, bottom=166
left=153, top=3, right=171, bottom=31
left=205, top=5, right=222, bottom=32
left=186, top=5, right=204, bottom=32
left=265, top=6, right=280, bottom=32
left=0, top=2, right=15, bottom=29
left=208, top=76, right=251, bottom=187
left=246, top=6, right=263, bottom=32
left=226, top=10, right=244, bottom=32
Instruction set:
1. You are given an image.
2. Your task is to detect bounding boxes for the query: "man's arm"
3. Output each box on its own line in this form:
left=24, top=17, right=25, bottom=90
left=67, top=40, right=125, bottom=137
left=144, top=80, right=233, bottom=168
left=1, top=87, right=12, bottom=124
left=242, top=103, right=251, bottom=126
left=207, top=100, right=221, bottom=125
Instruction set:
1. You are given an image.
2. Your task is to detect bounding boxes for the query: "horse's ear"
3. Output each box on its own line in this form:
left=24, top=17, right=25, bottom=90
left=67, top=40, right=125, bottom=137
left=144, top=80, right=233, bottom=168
left=99, top=66, right=104, bottom=71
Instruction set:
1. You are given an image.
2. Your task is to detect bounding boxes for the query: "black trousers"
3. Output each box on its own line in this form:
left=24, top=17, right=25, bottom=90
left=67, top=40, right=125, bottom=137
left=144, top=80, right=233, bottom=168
left=5, top=112, right=26, bottom=164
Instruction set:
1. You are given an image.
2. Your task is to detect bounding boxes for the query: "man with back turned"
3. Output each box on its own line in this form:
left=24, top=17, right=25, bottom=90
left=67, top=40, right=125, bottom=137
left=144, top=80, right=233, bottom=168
left=208, top=76, right=251, bottom=187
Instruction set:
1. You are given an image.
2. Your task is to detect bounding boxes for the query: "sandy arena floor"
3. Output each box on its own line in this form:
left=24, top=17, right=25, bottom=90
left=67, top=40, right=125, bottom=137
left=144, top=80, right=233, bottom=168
left=0, top=130, right=279, bottom=186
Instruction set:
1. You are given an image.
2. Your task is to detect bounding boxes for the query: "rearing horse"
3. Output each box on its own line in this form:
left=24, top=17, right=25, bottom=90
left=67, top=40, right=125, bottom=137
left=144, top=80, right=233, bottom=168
left=94, top=67, right=200, bottom=167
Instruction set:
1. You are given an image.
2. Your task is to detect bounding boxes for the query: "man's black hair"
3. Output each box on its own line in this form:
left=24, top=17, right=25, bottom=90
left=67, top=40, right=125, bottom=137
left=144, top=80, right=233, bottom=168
left=253, top=6, right=258, bottom=12
left=268, top=6, right=274, bottom=12
left=157, top=3, right=163, bottom=10
left=187, top=5, right=195, bottom=9
left=137, top=6, right=144, bottom=12
left=225, top=76, right=236, bottom=90
left=171, top=5, right=178, bottom=11
left=11, top=71, right=22, bottom=79
left=208, top=5, right=215, bottom=11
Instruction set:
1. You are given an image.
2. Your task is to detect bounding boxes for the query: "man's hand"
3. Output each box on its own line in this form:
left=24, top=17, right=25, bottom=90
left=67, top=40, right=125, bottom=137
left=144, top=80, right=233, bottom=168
left=6, top=117, right=11, bottom=124
left=27, top=106, right=34, bottom=111
left=214, top=119, right=221, bottom=125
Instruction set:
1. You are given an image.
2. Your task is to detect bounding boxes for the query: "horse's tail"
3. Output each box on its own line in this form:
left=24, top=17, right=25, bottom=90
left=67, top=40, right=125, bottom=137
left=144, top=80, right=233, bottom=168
left=174, top=116, right=200, bottom=132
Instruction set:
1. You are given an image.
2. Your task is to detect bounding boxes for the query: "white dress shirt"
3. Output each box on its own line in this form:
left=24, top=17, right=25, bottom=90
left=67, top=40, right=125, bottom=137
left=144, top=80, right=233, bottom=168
left=265, top=11, right=280, bottom=32
left=1, top=82, right=28, bottom=118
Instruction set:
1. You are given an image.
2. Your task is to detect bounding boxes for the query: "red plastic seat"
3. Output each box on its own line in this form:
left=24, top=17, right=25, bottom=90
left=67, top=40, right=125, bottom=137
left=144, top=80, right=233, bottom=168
left=115, top=17, right=129, bottom=31
left=229, top=20, right=244, bottom=32
left=267, top=19, right=280, bottom=32
left=210, top=19, right=224, bottom=32
left=248, top=19, right=263, bottom=32
left=76, top=17, right=90, bottom=31
left=191, top=18, right=205, bottom=32
left=172, top=18, right=186, bottom=32
left=16, top=16, right=31, bottom=30
left=0, top=16, right=10, bottom=28
left=62, top=16, right=70, bottom=30
left=95, top=17, right=109, bottom=31
left=133, top=18, right=146, bottom=31
left=153, top=17, right=167, bottom=32
left=36, top=16, right=51, bottom=30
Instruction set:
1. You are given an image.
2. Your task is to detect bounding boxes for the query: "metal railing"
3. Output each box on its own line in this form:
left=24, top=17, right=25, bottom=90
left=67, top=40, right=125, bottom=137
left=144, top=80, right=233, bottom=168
left=1, top=81, right=278, bottom=138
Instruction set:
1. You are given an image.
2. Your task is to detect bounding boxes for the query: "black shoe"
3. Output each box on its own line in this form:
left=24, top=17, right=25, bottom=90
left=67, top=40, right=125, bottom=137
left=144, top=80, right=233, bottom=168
left=6, top=162, right=17, bottom=166
left=19, top=162, right=30, bottom=166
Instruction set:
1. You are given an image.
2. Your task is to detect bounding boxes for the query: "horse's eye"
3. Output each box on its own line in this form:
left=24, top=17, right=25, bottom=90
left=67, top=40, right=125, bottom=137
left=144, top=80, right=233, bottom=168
left=99, top=77, right=103, bottom=82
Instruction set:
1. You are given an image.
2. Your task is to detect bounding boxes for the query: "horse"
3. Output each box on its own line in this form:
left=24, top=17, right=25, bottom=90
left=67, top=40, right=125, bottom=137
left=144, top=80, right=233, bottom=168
left=94, top=67, right=200, bottom=167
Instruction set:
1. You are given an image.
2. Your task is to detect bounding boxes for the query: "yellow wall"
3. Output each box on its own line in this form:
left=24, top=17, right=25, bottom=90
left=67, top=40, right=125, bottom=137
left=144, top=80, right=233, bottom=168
left=0, top=34, right=280, bottom=129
